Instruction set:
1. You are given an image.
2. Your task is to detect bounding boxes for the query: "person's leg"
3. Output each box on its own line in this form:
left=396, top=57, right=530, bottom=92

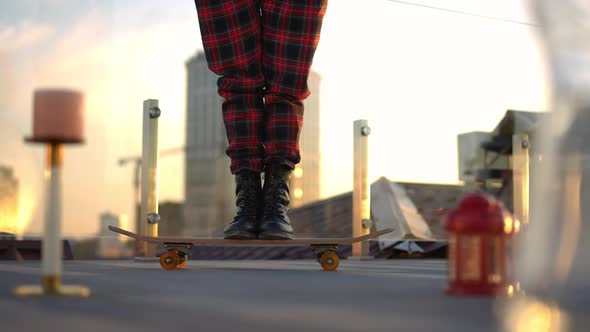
left=194, top=0, right=265, bottom=239
left=259, top=0, right=327, bottom=239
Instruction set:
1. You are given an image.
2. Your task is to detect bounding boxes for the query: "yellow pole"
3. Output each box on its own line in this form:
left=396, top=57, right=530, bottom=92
left=512, top=134, right=530, bottom=227
left=136, top=99, right=160, bottom=259
left=352, top=120, right=371, bottom=257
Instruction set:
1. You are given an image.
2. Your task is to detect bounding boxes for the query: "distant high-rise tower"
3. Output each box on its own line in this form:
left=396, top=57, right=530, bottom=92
left=0, top=166, right=18, bottom=236
left=184, top=52, right=234, bottom=237
left=290, top=71, right=321, bottom=208
left=97, top=212, right=127, bottom=258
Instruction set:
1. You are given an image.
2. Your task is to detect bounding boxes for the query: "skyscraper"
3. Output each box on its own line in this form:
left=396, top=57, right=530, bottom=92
left=0, top=166, right=18, bottom=236
left=184, top=52, right=234, bottom=237
left=97, top=212, right=128, bottom=258
left=185, top=52, right=322, bottom=236
left=290, top=70, right=321, bottom=208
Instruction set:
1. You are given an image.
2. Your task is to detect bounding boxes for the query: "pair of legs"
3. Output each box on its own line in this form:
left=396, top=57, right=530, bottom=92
left=194, top=0, right=327, bottom=239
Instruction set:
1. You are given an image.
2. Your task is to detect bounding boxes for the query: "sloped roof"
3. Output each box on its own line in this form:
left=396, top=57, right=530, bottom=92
left=395, top=181, right=468, bottom=238
left=483, top=110, right=547, bottom=153
left=492, top=110, right=544, bottom=137
left=290, top=191, right=353, bottom=238
left=290, top=177, right=466, bottom=243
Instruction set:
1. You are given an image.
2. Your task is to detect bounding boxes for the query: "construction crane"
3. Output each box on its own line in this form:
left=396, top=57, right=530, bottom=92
left=117, top=146, right=185, bottom=233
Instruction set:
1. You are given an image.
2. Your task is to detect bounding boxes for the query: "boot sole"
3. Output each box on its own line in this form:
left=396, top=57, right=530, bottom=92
left=257, top=231, right=293, bottom=240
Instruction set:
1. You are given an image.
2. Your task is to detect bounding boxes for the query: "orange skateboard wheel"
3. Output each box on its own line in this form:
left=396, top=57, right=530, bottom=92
left=160, top=251, right=179, bottom=271
left=319, top=251, right=340, bottom=272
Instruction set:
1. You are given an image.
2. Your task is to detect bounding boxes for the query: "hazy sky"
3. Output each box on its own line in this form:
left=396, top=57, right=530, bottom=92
left=0, top=0, right=548, bottom=236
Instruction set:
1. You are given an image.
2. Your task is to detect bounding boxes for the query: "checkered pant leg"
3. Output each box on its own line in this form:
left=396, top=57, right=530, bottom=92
left=222, top=95, right=265, bottom=173
left=262, top=0, right=328, bottom=170
left=195, top=0, right=266, bottom=174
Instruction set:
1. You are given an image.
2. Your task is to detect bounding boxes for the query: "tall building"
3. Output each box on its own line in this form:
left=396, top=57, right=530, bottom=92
left=97, top=212, right=128, bottom=258
left=185, top=52, right=234, bottom=237
left=0, top=166, right=18, bottom=236
left=290, top=71, right=321, bottom=208
left=157, top=201, right=185, bottom=237
left=185, top=52, right=322, bottom=235
left=98, top=212, right=120, bottom=237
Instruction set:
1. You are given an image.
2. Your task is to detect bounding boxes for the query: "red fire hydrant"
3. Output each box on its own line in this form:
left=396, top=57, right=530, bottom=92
left=445, top=193, right=519, bottom=296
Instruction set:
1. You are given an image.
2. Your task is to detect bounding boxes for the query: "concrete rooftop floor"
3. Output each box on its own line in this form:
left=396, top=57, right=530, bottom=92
left=0, top=259, right=588, bottom=332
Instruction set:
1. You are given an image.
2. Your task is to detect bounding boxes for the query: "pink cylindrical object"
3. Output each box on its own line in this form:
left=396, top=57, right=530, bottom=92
left=31, top=89, right=85, bottom=143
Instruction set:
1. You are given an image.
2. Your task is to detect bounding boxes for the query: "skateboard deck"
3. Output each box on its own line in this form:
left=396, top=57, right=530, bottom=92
left=109, top=226, right=392, bottom=246
left=109, top=226, right=392, bottom=271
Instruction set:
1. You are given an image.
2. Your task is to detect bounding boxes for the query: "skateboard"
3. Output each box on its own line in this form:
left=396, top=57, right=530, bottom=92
left=109, top=226, right=393, bottom=272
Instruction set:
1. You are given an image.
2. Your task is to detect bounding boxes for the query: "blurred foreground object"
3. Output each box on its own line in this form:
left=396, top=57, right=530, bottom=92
left=519, top=0, right=590, bottom=290
left=445, top=193, right=518, bottom=296
left=15, top=89, right=89, bottom=297
left=499, top=1, right=590, bottom=331
left=31, top=90, right=85, bottom=143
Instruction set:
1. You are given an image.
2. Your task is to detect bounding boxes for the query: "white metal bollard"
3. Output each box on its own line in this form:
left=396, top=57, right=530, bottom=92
left=135, top=99, right=160, bottom=259
left=41, top=144, right=63, bottom=292
left=352, top=120, right=371, bottom=257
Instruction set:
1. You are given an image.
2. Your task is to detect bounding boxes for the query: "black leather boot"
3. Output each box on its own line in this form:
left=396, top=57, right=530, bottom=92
left=258, top=163, right=294, bottom=240
left=223, top=170, right=262, bottom=239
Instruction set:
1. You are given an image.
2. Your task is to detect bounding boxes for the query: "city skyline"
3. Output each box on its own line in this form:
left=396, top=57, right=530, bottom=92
left=0, top=0, right=547, bottom=236
left=0, top=166, right=18, bottom=235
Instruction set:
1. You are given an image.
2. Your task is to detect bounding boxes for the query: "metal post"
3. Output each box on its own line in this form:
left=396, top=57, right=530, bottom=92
left=352, top=120, right=371, bottom=257
left=136, top=99, right=160, bottom=259
left=15, top=143, right=89, bottom=297
left=513, top=133, right=530, bottom=226
left=133, top=160, right=141, bottom=234
left=42, top=143, right=63, bottom=292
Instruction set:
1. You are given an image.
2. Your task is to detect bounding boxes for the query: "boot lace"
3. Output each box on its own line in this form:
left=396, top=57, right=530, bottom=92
left=263, top=179, right=288, bottom=217
left=236, top=176, right=258, bottom=216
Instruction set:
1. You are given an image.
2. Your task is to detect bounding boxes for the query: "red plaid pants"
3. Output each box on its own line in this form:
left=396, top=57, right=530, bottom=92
left=194, top=0, right=327, bottom=174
